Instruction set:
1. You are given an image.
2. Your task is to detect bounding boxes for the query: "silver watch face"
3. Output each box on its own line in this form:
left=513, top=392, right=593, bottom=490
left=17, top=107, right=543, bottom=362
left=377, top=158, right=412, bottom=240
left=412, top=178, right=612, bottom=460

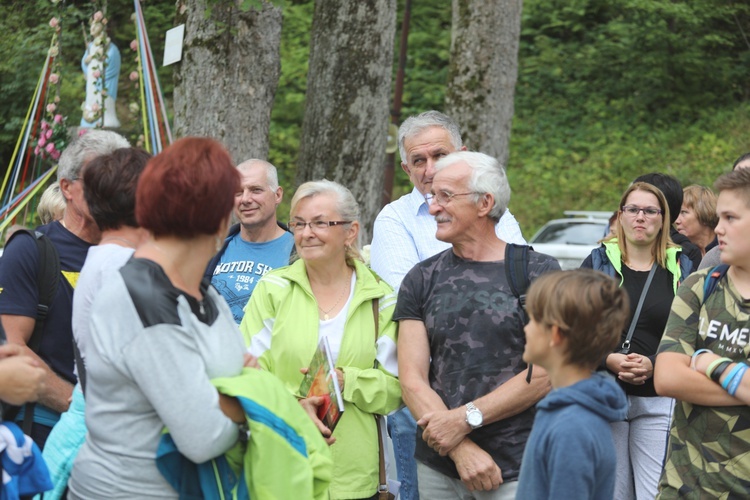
left=467, top=410, right=482, bottom=427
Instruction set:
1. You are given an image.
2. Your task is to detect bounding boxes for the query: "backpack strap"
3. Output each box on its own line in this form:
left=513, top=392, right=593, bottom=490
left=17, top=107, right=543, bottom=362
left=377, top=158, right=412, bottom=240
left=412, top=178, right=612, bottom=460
left=703, top=264, right=729, bottom=305
left=504, top=243, right=531, bottom=318
left=5, top=229, right=62, bottom=350
left=0, top=320, right=6, bottom=420
left=5, top=229, right=61, bottom=434
left=504, top=243, right=534, bottom=383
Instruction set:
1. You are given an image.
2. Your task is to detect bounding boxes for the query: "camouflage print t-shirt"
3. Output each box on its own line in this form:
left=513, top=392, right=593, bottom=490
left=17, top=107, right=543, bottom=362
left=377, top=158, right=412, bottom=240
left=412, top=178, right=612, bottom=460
left=393, top=248, right=560, bottom=481
left=657, top=268, right=750, bottom=499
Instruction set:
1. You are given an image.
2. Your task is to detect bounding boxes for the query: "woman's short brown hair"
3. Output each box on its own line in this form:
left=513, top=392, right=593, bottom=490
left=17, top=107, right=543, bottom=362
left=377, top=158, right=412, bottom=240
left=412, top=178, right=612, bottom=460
left=136, top=137, right=240, bottom=238
left=682, top=185, right=718, bottom=229
left=526, top=269, right=630, bottom=370
left=83, top=148, right=151, bottom=231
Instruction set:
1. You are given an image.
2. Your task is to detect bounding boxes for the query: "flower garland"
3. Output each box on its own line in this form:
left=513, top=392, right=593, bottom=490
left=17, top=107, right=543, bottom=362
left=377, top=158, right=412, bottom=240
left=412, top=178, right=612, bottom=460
left=34, top=11, right=68, bottom=161
left=81, top=9, right=111, bottom=125
left=34, top=114, right=68, bottom=161
left=129, top=19, right=145, bottom=148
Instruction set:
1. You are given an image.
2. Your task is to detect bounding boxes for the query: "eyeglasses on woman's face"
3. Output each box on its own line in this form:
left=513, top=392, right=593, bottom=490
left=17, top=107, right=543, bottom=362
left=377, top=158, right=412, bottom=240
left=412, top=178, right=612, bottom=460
left=621, top=205, right=662, bottom=218
left=288, top=220, right=351, bottom=233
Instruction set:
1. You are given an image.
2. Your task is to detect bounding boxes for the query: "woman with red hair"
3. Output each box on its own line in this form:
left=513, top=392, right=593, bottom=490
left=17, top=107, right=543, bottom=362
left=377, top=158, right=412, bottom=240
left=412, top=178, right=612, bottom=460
left=68, top=138, right=248, bottom=499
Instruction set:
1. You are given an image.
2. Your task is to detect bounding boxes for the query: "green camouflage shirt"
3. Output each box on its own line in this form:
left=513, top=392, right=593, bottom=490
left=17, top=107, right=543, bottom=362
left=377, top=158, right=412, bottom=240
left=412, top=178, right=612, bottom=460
left=657, top=268, right=750, bottom=499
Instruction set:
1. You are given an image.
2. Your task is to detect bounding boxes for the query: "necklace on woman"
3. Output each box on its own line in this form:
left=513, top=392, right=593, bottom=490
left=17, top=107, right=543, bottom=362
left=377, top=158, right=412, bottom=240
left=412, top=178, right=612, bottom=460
left=318, top=269, right=352, bottom=321
left=626, top=260, right=654, bottom=272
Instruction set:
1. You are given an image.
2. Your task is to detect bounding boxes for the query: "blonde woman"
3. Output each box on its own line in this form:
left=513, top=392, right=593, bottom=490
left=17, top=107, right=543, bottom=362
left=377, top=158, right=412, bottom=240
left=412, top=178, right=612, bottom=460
left=241, top=180, right=401, bottom=499
left=580, top=182, right=692, bottom=500
left=37, top=182, right=66, bottom=224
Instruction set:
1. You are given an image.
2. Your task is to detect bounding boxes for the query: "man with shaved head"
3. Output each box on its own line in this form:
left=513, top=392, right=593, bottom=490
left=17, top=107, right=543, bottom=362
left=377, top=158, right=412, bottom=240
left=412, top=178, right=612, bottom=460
left=206, top=159, right=294, bottom=324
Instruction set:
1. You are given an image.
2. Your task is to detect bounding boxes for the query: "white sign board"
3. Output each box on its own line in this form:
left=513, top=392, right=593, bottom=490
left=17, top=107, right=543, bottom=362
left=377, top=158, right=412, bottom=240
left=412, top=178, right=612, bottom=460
left=163, top=24, right=185, bottom=67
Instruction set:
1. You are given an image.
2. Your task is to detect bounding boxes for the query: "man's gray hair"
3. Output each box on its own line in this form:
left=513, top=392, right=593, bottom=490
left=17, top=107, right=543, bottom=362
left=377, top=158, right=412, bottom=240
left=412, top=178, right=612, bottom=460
left=237, top=159, right=280, bottom=190
left=434, top=151, right=510, bottom=222
left=398, top=111, right=462, bottom=161
left=57, top=130, right=129, bottom=181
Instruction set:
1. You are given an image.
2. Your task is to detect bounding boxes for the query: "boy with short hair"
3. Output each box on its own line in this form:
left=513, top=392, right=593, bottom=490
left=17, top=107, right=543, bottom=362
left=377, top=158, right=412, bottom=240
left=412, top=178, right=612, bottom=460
left=516, top=269, right=630, bottom=499
left=654, top=168, right=750, bottom=498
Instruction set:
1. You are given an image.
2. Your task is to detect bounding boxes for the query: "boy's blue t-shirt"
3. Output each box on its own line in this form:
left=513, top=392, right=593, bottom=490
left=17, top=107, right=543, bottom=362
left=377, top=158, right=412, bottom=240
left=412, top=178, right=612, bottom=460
left=516, top=373, right=627, bottom=500
left=210, top=232, right=294, bottom=324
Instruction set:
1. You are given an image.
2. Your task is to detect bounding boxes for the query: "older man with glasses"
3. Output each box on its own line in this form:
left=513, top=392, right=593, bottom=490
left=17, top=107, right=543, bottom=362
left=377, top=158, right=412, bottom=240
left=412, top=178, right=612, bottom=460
left=395, top=151, right=559, bottom=499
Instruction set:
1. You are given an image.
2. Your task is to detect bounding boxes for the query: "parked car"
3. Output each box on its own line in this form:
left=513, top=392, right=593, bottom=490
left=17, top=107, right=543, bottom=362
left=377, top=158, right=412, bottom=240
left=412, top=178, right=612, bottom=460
left=529, top=211, right=612, bottom=270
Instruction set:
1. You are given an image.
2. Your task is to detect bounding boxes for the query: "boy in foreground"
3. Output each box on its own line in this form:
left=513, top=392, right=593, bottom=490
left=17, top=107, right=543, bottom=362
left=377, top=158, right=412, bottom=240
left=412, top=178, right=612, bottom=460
left=516, top=269, right=630, bottom=499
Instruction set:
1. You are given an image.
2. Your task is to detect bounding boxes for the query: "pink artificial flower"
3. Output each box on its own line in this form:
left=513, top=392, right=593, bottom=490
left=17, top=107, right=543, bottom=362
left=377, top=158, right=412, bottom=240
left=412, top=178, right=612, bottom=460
left=49, top=17, right=59, bottom=29
left=91, top=69, right=101, bottom=79
left=45, top=128, right=53, bottom=140
left=51, top=150, right=61, bottom=161
left=45, top=143, right=56, bottom=154
left=40, top=121, right=50, bottom=131
left=130, top=39, right=138, bottom=51
left=129, top=71, right=138, bottom=81
left=38, top=136, right=47, bottom=147
left=93, top=11, right=103, bottom=22
left=49, top=73, right=59, bottom=85
left=53, top=114, right=63, bottom=124
left=78, top=129, right=88, bottom=137
left=46, top=103, right=56, bottom=113
left=34, top=145, right=41, bottom=156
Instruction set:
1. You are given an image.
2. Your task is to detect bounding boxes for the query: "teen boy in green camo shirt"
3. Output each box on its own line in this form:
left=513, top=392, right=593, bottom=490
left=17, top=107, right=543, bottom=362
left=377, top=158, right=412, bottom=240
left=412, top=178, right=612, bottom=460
left=655, top=168, right=750, bottom=499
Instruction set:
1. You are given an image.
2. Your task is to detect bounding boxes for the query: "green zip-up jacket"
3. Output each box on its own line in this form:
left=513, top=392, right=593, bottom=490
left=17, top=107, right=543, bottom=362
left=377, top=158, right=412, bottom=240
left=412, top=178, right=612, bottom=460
left=156, top=368, right=333, bottom=500
left=240, top=259, right=402, bottom=499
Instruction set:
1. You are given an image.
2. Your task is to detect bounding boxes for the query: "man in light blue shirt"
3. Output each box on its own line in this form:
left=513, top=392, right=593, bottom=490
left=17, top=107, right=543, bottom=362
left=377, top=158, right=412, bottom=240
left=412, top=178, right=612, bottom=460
left=370, top=111, right=525, bottom=500
left=206, top=159, right=294, bottom=324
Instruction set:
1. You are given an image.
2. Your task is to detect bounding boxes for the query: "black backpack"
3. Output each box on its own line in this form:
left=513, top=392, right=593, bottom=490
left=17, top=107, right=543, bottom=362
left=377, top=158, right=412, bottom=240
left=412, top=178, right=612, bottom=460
left=1, top=229, right=60, bottom=433
left=504, top=243, right=534, bottom=383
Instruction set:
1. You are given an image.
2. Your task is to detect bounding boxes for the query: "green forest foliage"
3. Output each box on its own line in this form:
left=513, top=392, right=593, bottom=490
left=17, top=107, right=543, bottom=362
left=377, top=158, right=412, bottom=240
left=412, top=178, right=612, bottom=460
left=511, top=0, right=750, bottom=234
left=2, top=0, right=749, bottom=236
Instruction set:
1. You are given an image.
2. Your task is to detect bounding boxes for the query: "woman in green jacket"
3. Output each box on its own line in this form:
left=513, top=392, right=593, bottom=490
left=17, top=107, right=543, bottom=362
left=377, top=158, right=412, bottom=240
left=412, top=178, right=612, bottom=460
left=240, top=180, right=402, bottom=499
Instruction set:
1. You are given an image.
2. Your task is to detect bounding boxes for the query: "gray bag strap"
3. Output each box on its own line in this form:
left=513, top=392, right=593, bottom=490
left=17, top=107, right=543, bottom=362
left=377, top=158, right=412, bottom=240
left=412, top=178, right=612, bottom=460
left=620, top=263, right=657, bottom=352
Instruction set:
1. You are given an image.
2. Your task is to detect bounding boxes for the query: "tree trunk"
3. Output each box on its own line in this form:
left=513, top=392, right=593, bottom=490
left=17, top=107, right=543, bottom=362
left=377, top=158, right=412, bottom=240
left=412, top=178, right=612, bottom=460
left=173, top=0, right=281, bottom=163
left=296, top=0, right=397, bottom=245
left=445, top=0, right=523, bottom=166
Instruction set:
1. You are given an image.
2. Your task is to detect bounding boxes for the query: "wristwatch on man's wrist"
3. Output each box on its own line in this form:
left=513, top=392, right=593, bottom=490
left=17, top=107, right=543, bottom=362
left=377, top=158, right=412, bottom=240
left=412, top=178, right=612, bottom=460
left=465, top=401, right=483, bottom=429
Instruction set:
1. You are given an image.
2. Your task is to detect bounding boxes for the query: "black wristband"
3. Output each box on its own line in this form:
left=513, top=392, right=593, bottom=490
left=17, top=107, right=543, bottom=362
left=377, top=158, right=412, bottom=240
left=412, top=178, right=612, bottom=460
left=711, top=361, right=733, bottom=383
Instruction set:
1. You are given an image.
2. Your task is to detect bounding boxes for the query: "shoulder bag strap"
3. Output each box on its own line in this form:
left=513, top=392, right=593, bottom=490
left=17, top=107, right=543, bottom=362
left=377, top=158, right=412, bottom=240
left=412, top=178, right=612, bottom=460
left=620, top=263, right=658, bottom=352
left=371, top=298, right=390, bottom=498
